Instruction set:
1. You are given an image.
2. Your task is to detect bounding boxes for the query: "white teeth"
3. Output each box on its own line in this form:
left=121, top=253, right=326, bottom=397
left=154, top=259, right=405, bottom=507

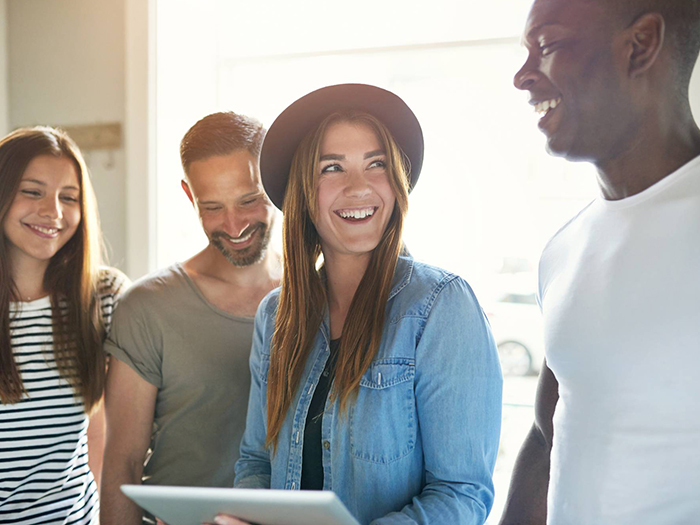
left=228, top=230, right=253, bottom=243
left=30, top=225, right=59, bottom=235
left=534, top=98, right=561, bottom=115
left=338, top=207, right=375, bottom=219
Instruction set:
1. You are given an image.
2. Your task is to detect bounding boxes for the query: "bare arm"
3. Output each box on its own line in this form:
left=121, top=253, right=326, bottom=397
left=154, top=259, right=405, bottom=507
left=87, top=400, right=106, bottom=492
left=498, top=360, right=559, bottom=525
left=100, top=359, right=157, bottom=525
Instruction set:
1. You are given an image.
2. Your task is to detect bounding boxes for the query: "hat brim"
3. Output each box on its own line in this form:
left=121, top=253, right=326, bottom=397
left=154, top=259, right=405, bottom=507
left=260, top=83, right=424, bottom=210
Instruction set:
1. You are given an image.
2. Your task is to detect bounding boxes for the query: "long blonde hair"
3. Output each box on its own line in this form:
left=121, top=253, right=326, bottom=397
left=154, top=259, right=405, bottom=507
left=266, top=112, right=410, bottom=450
left=0, top=127, right=106, bottom=413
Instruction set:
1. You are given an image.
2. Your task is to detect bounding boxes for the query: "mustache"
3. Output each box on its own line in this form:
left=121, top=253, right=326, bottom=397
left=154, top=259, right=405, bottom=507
left=211, top=223, right=264, bottom=242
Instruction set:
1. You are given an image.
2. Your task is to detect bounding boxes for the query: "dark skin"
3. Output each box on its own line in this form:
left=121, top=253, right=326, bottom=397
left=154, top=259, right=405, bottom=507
left=501, top=0, right=700, bottom=523
left=514, top=0, right=700, bottom=199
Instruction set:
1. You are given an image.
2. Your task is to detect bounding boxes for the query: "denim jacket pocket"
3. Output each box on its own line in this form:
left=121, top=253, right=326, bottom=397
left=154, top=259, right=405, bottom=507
left=350, top=358, right=416, bottom=464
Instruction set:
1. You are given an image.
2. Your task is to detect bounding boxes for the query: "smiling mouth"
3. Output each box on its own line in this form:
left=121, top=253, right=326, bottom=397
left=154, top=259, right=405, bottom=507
left=25, top=224, right=61, bottom=237
left=221, top=226, right=259, bottom=246
left=335, top=207, right=377, bottom=221
left=534, top=97, right=561, bottom=119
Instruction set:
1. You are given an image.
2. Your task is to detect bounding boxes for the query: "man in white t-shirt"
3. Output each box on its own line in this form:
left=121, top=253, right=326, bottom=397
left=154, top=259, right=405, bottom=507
left=499, top=1, right=700, bottom=524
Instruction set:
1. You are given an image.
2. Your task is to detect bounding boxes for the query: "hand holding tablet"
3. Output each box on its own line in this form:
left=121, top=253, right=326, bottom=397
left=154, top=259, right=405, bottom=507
left=209, top=514, right=249, bottom=525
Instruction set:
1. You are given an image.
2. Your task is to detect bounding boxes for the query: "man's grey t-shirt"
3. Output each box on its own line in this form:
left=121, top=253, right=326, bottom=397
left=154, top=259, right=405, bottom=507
left=106, top=263, right=254, bottom=487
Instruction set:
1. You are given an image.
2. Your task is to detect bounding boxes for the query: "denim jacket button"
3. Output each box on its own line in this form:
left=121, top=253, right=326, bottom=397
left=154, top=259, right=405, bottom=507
left=323, top=440, right=331, bottom=450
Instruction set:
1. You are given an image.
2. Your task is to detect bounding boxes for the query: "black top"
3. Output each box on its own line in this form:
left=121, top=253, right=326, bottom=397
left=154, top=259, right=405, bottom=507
left=300, top=339, right=340, bottom=490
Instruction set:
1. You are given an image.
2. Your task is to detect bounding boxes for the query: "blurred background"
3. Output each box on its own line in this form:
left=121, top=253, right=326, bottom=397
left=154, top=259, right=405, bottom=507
left=2, top=0, right=699, bottom=521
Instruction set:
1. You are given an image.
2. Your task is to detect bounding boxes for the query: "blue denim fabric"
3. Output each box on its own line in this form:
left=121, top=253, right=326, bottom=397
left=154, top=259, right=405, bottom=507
left=235, top=256, right=503, bottom=524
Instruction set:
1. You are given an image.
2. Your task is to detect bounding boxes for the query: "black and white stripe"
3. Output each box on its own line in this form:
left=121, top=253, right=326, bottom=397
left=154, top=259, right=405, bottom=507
left=0, top=269, right=125, bottom=525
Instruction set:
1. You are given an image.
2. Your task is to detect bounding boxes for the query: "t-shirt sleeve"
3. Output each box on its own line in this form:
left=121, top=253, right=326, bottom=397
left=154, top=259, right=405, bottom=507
left=104, top=285, right=164, bottom=388
left=98, top=266, right=132, bottom=336
left=107, top=268, right=131, bottom=301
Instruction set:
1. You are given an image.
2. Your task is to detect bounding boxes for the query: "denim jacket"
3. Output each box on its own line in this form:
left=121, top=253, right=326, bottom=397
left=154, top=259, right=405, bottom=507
left=235, top=256, right=503, bottom=524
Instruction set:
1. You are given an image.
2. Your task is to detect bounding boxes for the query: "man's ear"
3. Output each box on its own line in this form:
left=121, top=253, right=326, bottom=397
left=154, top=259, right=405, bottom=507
left=181, top=179, right=194, bottom=205
left=626, top=12, right=665, bottom=77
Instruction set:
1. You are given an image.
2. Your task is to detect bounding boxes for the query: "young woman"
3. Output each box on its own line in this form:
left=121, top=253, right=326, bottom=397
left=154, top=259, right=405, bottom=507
left=0, top=127, right=128, bottom=524
left=227, top=84, right=502, bottom=525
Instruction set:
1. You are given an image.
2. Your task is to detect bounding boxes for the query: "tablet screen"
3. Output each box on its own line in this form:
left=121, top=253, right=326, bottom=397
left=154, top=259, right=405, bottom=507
left=121, top=484, right=360, bottom=525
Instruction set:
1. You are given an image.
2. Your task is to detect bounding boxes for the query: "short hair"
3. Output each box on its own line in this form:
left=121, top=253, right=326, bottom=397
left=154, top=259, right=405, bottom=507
left=609, top=0, right=700, bottom=91
left=179, top=111, right=266, bottom=176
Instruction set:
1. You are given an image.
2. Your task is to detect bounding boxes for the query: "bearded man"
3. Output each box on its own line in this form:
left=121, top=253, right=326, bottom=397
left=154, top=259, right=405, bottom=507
left=100, top=112, right=281, bottom=525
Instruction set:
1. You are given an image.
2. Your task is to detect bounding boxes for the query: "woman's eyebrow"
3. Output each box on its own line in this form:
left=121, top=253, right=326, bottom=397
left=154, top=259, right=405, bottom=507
left=320, top=153, right=344, bottom=161
left=364, top=149, right=385, bottom=159
left=320, top=150, right=385, bottom=161
left=20, top=178, right=46, bottom=186
left=19, top=179, right=79, bottom=191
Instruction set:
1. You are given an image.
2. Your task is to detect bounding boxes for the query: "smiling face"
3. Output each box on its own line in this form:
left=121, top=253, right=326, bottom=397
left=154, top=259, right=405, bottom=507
left=184, top=149, right=275, bottom=267
left=314, top=120, right=396, bottom=263
left=514, top=0, right=637, bottom=162
left=2, top=155, right=82, bottom=272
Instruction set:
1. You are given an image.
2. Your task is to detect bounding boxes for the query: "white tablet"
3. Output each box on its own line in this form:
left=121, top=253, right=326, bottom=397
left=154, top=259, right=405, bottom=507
left=120, top=484, right=360, bottom=525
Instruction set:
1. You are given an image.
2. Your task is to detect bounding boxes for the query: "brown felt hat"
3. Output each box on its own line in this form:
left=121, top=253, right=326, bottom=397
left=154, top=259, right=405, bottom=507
left=260, top=83, right=424, bottom=210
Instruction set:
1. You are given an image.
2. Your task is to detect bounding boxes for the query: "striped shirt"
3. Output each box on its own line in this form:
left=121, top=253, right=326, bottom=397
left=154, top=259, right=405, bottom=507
left=0, top=268, right=127, bottom=525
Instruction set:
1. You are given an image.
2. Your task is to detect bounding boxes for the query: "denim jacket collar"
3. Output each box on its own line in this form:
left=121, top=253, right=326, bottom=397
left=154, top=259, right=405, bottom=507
left=319, top=255, right=415, bottom=344
left=388, top=255, right=414, bottom=301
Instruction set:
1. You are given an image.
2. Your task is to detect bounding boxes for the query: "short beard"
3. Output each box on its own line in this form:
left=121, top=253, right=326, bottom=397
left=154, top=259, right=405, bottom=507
left=210, top=223, right=271, bottom=267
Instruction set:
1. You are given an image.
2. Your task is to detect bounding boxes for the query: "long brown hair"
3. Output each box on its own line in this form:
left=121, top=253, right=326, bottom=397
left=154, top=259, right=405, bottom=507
left=266, top=112, right=410, bottom=450
left=0, top=127, right=106, bottom=413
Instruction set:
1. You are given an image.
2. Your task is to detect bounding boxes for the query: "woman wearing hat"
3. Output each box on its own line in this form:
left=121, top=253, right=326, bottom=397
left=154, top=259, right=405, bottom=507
left=227, top=84, right=502, bottom=524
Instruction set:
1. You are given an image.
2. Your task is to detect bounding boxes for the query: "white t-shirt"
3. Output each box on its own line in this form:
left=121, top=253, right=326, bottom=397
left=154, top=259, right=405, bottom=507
left=539, top=155, right=700, bottom=525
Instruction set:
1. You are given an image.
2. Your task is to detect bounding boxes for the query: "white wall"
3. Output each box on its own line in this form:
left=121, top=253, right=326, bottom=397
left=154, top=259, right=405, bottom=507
left=123, top=0, right=155, bottom=279
left=7, top=0, right=127, bottom=271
